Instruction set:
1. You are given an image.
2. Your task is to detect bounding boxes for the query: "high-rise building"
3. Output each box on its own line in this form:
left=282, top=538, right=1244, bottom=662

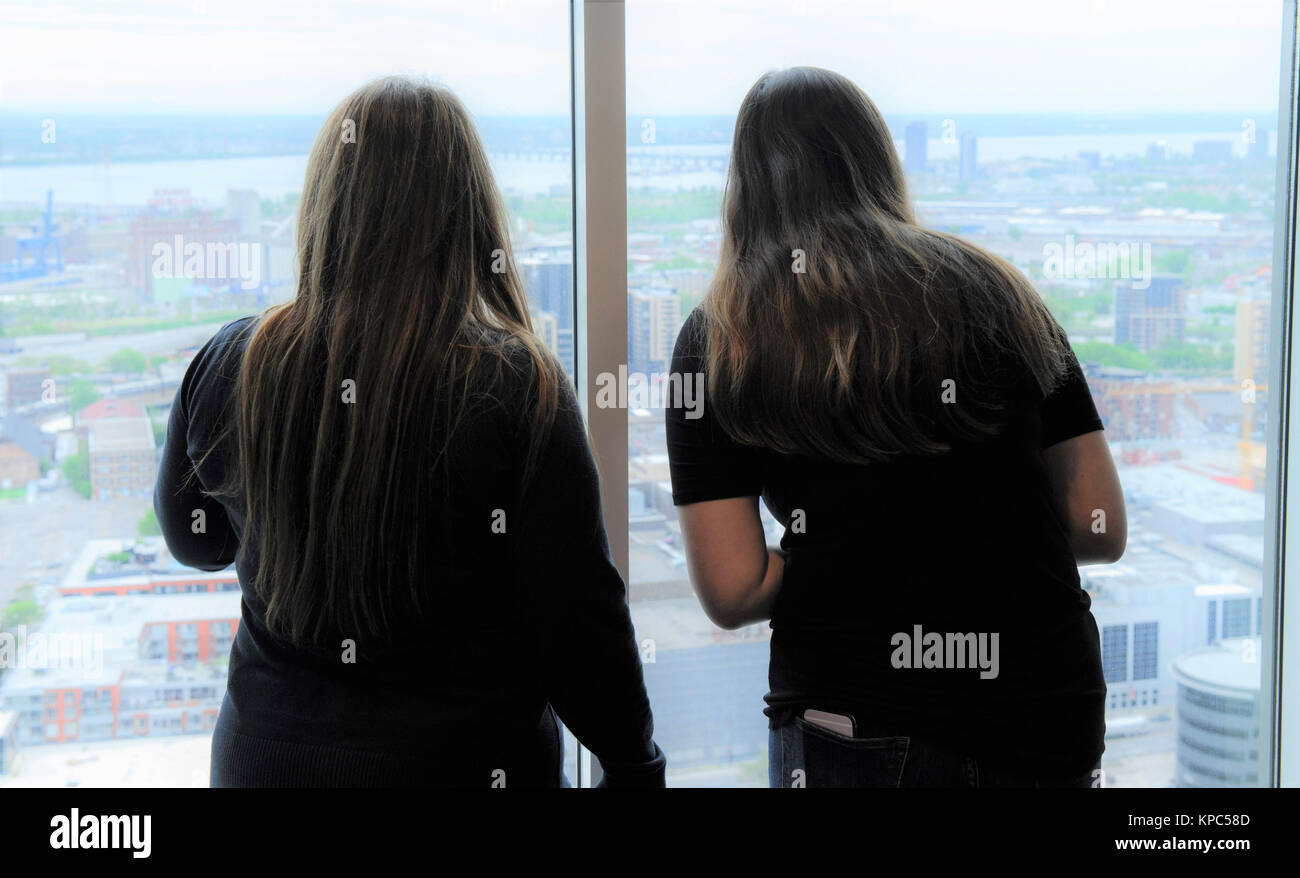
left=905, top=121, right=927, bottom=176
left=659, top=268, right=713, bottom=309
left=628, top=287, right=680, bottom=375
left=531, top=309, right=559, bottom=354
left=1235, top=289, right=1270, bottom=386
left=959, top=132, right=978, bottom=183
left=520, top=251, right=574, bottom=370
left=1171, top=638, right=1261, bottom=787
left=1115, top=273, right=1186, bottom=352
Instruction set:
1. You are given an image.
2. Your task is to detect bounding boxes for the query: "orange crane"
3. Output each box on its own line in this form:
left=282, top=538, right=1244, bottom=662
left=1094, top=379, right=1265, bottom=489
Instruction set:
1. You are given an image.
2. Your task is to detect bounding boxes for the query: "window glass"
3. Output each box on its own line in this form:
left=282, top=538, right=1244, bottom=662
left=0, top=0, right=573, bottom=787
left=626, top=0, right=1282, bottom=787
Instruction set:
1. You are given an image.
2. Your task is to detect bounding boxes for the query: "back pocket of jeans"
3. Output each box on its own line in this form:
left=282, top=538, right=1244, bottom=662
left=793, top=717, right=909, bottom=788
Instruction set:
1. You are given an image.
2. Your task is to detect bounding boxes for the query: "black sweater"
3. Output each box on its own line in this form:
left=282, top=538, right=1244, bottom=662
left=155, top=316, right=664, bottom=787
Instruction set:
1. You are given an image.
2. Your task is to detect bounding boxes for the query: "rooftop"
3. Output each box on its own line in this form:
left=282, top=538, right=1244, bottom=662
left=78, top=399, right=144, bottom=422
left=62, top=538, right=235, bottom=589
left=1172, top=637, right=1262, bottom=696
left=1122, top=464, right=1265, bottom=526
left=0, top=591, right=240, bottom=692
left=87, top=417, right=154, bottom=455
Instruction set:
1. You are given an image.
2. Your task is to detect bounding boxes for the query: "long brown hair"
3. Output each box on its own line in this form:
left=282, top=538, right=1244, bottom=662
left=703, top=67, right=1071, bottom=463
left=214, top=76, right=560, bottom=645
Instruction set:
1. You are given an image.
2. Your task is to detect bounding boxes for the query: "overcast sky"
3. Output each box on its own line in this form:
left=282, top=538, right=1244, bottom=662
left=0, top=0, right=1286, bottom=115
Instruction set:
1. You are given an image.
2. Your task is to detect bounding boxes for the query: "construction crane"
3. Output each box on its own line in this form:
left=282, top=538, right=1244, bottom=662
left=1097, top=379, right=1266, bottom=489
left=0, top=189, right=63, bottom=282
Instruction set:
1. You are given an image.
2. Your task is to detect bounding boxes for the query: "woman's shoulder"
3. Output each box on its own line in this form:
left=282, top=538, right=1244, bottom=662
left=195, top=314, right=258, bottom=373
left=175, top=314, right=261, bottom=426
left=672, top=307, right=708, bottom=365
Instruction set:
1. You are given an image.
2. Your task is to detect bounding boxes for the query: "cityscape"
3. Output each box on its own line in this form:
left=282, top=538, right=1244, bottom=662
left=0, top=106, right=1278, bottom=788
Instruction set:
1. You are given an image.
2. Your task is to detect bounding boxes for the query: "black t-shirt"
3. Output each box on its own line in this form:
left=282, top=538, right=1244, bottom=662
left=666, top=307, right=1107, bottom=776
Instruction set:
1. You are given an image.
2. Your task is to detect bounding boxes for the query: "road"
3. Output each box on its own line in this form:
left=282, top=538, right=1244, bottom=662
left=1, top=320, right=237, bottom=367
left=0, top=484, right=153, bottom=609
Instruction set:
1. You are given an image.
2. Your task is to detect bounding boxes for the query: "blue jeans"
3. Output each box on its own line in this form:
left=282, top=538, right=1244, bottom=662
left=769, top=716, right=1099, bottom=788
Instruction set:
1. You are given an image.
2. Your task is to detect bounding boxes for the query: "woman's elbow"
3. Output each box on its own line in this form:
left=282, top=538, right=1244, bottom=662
left=156, top=505, right=234, bottom=571
left=693, top=583, right=763, bottom=630
left=1094, top=534, right=1126, bottom=565
left=1105, top=527, right=1127, bottom=563
left=162, top=534, right=233, bottom=572
left=1073, top=522, right=1126, bottom=565
left=697, top=593, right=749, bottom=630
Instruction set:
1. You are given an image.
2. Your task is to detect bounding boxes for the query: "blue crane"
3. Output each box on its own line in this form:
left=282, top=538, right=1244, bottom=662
left=0, top=189, right=63, bottom=282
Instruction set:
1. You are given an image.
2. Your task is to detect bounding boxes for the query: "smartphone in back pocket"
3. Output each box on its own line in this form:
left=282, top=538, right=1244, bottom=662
left=803, top=708, right=857, bottom=738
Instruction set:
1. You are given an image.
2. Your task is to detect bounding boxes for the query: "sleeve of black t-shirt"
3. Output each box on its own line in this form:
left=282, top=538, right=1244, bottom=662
left=1040, top=349, right=1105, bottom=449
left=665, top=308, right=764, bottom=505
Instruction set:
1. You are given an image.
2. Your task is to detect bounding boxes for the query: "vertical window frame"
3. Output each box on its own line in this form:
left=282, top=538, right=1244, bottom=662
left=570, top=0, right=628, bottom=788
left=1270, top=0, right=1300, bottom=790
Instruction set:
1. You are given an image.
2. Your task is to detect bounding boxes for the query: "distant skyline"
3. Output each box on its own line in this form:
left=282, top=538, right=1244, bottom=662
left=0, top=0, right=1286, bottom=116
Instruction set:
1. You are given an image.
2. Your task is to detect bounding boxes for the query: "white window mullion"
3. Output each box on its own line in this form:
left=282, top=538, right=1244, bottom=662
left=571, top=0, right=628, bottom=789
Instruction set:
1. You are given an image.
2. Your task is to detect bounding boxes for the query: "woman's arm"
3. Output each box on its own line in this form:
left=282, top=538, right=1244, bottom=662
left=512, top=380, right=665, bottom=788
left=677, top=496, right=784, bottom=629
left=1043, top=429, right=1127, bottom=565
left=153, top=336, right=239, bottom=572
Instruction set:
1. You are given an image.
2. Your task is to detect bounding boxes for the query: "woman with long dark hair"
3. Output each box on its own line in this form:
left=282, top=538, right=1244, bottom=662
left=666, top=67, right=1125, bottom=788
left=156, top=77, right=663, bottom=788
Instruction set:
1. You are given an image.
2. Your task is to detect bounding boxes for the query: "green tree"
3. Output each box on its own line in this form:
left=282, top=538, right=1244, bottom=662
left=2, top=586, right=43, bottom=630
left=1, top=599, right=43, bottom=630
left=1149, top=341, right=1230, bottom=372
left=137, top=508, right=162, bottom=538
left=25, top=354, right=91, bottom=376
left=1072, top=341, right=1153, bottom=371
left=1153, top=248, right=1192, bottom=276
left=68, top=378, right=100, bottom=413
left=107, top=348, right=148, bottom=374
left=61, top=445, right=91, bottom=499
